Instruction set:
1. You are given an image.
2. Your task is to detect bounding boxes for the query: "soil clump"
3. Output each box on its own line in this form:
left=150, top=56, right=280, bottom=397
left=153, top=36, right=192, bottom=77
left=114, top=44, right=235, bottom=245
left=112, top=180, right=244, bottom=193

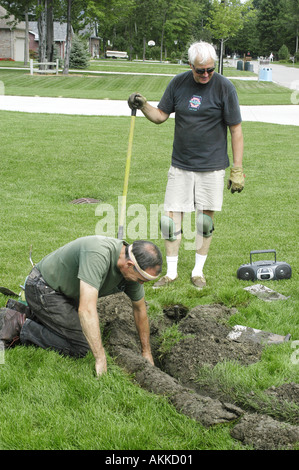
left=97, top=293, right=298, bottom=450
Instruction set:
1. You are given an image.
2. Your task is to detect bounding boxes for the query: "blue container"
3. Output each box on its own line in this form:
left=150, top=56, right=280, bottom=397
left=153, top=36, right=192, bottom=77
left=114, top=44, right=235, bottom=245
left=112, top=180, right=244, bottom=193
left=259, top=67, right=272, bottom=81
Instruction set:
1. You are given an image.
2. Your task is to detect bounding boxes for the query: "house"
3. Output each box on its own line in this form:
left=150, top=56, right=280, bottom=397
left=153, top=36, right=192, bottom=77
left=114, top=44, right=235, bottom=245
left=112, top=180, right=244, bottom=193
left=80, top=23, right=101, bottom=58
left=0, top=5, right=27, bottom=61
left=29, top=22, right=70, bottom=59
left=0, top=6, right=97, bottom=62
left=0, top=5, right=70, bottom=61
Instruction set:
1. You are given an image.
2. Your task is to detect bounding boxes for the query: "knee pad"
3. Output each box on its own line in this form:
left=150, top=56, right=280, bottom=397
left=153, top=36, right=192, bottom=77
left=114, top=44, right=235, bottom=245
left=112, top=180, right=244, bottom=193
left=160, top=215, right=182, bottom=241
left=196, top=213, right=214, bottom=238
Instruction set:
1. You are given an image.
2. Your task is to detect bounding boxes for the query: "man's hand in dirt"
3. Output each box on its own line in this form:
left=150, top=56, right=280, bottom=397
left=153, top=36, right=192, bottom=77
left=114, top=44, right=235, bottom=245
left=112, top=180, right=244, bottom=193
left=142, top=350, right=155, bottom=366
left=95, top=353, right=108, bottom=377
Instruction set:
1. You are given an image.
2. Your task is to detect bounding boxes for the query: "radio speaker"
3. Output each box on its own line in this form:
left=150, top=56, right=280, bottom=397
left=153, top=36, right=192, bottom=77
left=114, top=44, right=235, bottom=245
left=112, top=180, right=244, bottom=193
left=275, top=264, right=292, bottom=280
left=237, top=266, right=255, bottom=281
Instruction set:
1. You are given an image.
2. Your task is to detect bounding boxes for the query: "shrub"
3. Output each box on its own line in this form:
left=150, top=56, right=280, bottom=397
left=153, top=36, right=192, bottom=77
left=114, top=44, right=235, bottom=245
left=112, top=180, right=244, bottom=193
left=69, top=35, right=90, bottom=69
left=278, top=44, right=289, bottom=61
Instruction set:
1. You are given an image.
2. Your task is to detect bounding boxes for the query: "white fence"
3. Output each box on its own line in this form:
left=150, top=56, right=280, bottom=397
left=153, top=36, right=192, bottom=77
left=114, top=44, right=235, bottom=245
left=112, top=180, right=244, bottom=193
left=30, top=58, right=59, bottom=75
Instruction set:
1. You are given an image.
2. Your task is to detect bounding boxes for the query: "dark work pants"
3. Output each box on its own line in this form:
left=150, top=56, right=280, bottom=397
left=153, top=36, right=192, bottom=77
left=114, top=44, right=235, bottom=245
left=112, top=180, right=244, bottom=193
left=21, top=267, right=89, bottom=358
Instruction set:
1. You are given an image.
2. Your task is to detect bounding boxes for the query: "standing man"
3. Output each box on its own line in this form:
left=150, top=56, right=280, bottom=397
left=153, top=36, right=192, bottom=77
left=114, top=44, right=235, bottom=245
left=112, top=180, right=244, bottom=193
left=0, top=236, right=162, bottom=376
left=128, top=41, right=244, bottom=289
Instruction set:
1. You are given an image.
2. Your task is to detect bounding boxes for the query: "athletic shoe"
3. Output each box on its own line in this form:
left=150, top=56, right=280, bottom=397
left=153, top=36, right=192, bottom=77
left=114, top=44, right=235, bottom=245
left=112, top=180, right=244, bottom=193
left=152, top=275, right=178, bottom=289
left=191, top=275, right=206, bottom=289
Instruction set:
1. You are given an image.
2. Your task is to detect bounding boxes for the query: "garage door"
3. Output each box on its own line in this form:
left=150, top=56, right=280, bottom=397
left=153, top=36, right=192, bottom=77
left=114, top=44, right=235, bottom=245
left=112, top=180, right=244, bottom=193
left=15, top=37, right=24, bottom=61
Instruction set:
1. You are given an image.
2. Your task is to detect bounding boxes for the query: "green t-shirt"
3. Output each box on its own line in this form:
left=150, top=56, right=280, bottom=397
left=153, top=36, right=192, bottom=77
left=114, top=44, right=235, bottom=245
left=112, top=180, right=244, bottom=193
left=36, top=236, right=144, bottom=303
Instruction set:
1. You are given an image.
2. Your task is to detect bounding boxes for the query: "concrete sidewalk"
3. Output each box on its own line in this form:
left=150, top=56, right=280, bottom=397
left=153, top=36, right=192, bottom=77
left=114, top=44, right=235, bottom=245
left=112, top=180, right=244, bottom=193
left=0, top=94, right=298, bottom=126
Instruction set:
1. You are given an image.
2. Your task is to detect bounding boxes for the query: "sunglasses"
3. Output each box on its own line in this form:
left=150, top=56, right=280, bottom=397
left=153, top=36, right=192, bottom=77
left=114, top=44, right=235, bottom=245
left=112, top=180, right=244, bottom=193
left=192, top=65, right=215, bottom=75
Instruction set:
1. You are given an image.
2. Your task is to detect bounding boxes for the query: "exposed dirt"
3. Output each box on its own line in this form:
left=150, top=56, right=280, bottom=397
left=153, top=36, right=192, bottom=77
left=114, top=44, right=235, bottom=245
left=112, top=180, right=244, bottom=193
left=97, top=292, right=299, bottom=450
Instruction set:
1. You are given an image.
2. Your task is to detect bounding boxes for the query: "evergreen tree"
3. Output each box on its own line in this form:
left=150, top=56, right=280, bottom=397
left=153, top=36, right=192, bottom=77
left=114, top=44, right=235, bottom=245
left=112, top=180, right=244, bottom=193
left=69, top=35, right=89, bottom=69
left=278, top=44, right=289, bottom=61
left=257, top=0, right=283, bottom=56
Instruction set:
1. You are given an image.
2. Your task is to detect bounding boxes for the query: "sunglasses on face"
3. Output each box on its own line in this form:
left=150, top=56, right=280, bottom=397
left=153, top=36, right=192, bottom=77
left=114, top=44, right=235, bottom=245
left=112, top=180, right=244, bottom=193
left=192, top=65, right=215, bottom=75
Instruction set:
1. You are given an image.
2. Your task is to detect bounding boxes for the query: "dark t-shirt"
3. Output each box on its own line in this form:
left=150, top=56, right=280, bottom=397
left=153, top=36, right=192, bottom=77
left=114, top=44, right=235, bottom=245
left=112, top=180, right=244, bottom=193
left=36, top=236, right=144, bottom=302
left=158, top=71, right=242, bottom=171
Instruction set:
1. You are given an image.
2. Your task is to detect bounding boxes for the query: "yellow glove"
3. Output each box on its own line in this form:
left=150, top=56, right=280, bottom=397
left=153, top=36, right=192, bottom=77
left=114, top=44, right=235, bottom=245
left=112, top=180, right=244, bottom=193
left=227, top=167, right=245, bottom=193
left=128, top=93, right=147, bottom=110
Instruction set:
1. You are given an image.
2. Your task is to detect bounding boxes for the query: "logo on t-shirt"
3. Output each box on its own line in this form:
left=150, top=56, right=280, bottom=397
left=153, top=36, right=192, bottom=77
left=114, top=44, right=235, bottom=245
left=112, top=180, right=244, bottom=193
left=188, top=95, right=202, bottom=111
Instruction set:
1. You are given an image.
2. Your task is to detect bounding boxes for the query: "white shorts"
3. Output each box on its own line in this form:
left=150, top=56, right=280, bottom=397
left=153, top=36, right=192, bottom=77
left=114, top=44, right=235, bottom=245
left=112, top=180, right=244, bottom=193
left=164, top=166, right=225, bottom=212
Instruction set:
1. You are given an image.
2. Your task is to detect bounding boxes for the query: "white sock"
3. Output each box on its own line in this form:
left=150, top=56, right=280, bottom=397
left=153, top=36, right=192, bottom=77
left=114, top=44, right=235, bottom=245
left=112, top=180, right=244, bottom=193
left=192, top=253, right=207, bottom=278
left=166, top=256, right=178, bottom=280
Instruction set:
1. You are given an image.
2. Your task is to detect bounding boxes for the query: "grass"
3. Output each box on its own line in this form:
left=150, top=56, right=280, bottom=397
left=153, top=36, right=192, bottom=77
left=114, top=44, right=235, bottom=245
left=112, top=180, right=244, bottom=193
left=0, top=60, right=295, bottom=104
left=0, top=63, right=298, bottom=450
left=1, top=348, right=228, bottom=450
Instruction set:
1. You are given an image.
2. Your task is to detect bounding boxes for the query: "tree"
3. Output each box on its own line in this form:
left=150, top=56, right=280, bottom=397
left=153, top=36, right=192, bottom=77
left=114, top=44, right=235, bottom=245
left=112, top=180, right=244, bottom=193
left=284, top=0, right=299, bottom=54
left=153, top=0, right=191, bottom=62
left=227, top=3, right=259, bottom=57
left=256, top=0, right=283, bottom=56
left=84, top=0, right=133, bottom=55
left=63, top=0, right=72, bottom=74
left=207, top=0, right=246, bottom=74
left=189, top=0, right=213, bottom=44
left=69, top=34, right=89, bottom=68
left=131, top=0, right=161, bottom=60
left=36, top=0, right=57, bottom=67
left=278, top=43, right=289, bottom=60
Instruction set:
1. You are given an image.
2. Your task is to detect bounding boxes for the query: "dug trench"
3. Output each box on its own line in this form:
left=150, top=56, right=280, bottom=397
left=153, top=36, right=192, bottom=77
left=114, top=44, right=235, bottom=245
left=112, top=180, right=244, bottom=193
left=97, top=292, right=299, bottom=450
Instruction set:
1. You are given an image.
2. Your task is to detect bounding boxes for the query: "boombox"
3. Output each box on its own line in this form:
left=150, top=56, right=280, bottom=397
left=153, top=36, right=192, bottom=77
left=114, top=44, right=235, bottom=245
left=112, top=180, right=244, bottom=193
left=237, top=250, right=292, bottom=281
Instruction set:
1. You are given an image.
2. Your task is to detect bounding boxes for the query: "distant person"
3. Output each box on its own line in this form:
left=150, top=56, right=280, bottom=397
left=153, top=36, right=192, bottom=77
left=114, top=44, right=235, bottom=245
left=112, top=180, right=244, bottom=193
left=128, top=41, right=244, bottom=290
left=269, top=52, right=274, bottom=62
left=0, top=236, right=162, bottom=376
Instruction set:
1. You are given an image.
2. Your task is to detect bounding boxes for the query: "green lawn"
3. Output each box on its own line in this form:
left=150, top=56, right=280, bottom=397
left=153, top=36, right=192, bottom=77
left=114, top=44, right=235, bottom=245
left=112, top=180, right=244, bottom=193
left=0, top=61, right=294, bottom=104
left=0, top=64, right=298, bottom=450
left=0, top=110, right=298, bottom=450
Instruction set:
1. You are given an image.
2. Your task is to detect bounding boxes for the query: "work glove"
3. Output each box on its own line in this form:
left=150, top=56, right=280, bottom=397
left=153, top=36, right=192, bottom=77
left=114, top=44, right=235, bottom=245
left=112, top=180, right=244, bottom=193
left=227, top=167, right=245, bottom=193
left=128, top=92, right=147, bottom=110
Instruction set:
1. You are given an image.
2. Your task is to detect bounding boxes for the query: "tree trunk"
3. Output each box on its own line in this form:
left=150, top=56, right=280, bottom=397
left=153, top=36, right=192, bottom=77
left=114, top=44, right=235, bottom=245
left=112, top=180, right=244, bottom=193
left=160, top=10, right=167, bottom=63
left=218, top=39, right=224, bottom=75
left=24, top=11, right=29, bottom=66
left=143, top=36, right=146, bottom=61
left=37, top=0, right=47, bottom=70
left=160, top=26, right=164, bottom=62
left=63, top=0, right=72, bottom=75
left=128, top=21, right=133, bottom=61
left=46, top=0, right=54, bottom=65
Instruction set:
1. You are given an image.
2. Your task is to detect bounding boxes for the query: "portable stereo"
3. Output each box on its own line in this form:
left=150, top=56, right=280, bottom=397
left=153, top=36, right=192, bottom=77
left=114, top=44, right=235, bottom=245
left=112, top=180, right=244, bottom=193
left=237, top=250, right=292, bottom=281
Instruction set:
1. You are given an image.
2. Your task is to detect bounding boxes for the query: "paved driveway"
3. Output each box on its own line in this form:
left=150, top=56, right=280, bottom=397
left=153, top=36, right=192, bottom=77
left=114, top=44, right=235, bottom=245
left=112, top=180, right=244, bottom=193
left=0, top=62, right=298, bottom=125
left=0, top=95, right=298, bottom=126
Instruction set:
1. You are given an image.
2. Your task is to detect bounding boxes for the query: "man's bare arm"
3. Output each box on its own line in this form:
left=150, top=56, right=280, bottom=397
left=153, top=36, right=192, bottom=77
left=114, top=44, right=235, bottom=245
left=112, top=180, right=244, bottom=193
left=132, top=297, right=154, bottom=366
left=141, top=102, right=170, bottom=125
left=229, top=123, right=244, bottom=167
left=78, top=280, right=107, bottom=376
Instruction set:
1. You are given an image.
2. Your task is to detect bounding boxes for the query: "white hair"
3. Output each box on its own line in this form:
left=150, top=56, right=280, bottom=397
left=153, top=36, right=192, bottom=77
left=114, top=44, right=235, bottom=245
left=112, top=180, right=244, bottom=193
left=188, top=41, right=217, bottom=65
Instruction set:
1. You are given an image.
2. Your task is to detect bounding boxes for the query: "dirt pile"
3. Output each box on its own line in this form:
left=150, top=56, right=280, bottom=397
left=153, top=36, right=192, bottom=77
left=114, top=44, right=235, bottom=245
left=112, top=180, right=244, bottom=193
left=97, top=292, right=299, bottom=450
